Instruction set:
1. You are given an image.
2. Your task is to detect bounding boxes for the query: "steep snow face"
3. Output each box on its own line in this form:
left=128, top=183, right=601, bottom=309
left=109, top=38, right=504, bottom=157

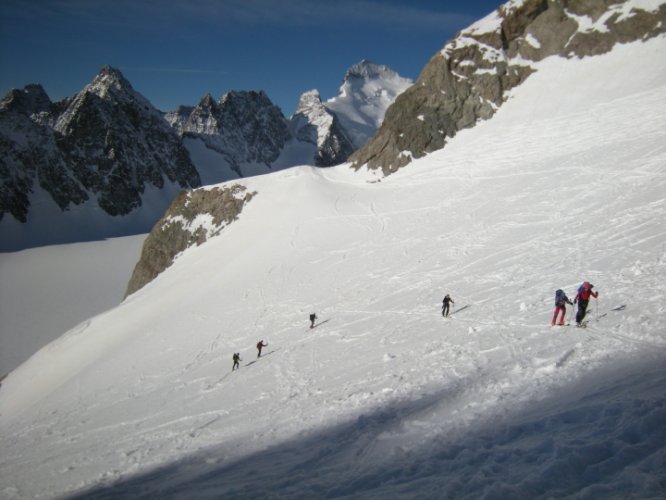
left=326, top=60, right=412, bottom=148
left=1, top=37, right=665, bottom=499
left=0, top=235, right=145, bottom=375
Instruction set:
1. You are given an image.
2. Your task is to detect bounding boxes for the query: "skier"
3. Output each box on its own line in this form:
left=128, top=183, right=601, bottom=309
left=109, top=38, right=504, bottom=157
left=232, top=352, right=242, bottom=371
left=574, top=281, right=599, bottom=326
left=309, top=313, right=317, bottom=329
left=442, top=294, right=455, bottom=317
left=552, top=289, right=573, bottom=326
left=256, top=340, right=267, bottom=358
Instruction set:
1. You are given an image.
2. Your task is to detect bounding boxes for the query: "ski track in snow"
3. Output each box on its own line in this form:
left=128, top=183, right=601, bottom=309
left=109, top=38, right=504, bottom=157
left=1, top=38, right=666, bottom=498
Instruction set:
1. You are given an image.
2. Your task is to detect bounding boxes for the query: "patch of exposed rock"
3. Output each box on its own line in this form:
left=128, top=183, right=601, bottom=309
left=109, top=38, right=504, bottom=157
left=125, top=184, right=256, bottom=297
left=351, top=0, right=666, bottom=175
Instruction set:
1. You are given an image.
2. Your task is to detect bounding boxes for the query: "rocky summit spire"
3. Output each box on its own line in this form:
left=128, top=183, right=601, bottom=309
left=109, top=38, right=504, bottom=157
left=290, top=89, right=355, bottom=167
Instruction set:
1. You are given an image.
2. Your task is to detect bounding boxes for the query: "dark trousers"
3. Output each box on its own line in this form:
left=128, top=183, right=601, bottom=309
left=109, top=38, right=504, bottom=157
left=442, top=304, right=450, bottom=317
left=576, top=300, right=589, bottom=324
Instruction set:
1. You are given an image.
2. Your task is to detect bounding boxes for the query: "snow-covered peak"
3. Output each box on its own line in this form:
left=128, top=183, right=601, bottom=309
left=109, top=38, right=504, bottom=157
left=291, top=89, right=335, bottom=145
left=84, top=65, right=149, bottom=106
left=288, top=88, right=354, bottom=166
left=54, top=66, right=159, bottom=134
left=295, top=89, right=325, bottom=114
left=325, top=60, right=412, bottom=148
left=343, top=59, right=400, bottom=82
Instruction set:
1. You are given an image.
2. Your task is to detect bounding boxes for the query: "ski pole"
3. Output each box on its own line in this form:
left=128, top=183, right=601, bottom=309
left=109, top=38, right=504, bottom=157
left=596, top=296, right=599, bottom=319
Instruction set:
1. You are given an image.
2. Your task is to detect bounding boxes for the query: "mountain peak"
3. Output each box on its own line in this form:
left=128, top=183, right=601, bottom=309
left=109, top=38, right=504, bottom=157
left=0, top=83, right=52, bottom=114
left=84, top=65, right=143, bottom=105
left=325, top=60, right=412, bottom=149
left=295, top=89, right=323, bottom=113
left=344, top=60, right=397, bottom=81
left=199, top=93, right=218, bottom=109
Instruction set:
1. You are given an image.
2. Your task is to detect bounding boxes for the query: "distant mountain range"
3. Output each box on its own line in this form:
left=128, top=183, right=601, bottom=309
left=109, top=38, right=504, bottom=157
left=0, top=60, right=412, bottom=251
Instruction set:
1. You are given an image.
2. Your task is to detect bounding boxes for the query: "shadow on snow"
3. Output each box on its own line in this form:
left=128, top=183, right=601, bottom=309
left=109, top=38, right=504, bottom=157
left=67, top=356, right=666, bottom=499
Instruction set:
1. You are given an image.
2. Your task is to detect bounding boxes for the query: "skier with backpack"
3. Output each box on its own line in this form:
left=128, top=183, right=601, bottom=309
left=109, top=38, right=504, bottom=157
left=552, top=289, right=573, bottom=326
left=232, top=352, right=242, bottom=371
left=256, top=340, right=267, bottom=358
left=442, top=294, right=455, bottom=317
left=574, top=281, right=599, bottom=327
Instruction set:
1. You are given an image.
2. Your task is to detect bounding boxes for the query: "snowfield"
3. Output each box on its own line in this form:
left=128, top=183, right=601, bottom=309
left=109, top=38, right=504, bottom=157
left=1, top=37, right=665, bottom=499
left=0, top=235, right=145, bottom=376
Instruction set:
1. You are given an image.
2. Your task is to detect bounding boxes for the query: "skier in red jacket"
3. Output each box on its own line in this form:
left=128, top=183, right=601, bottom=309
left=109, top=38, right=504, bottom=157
left=256, top=340, right=267, bottom=358
left=574, top=281, right=598, bottom=326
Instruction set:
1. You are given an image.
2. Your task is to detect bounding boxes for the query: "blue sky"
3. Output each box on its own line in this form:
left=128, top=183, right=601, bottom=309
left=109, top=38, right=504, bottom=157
left=1, top=0, right=501, bottom=115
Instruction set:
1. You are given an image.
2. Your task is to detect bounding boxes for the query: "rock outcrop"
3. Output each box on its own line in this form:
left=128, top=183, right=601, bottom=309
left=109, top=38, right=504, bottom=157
left=351, top=0, right=666, bottom=175
left=125, top=184, right=256, bottom=297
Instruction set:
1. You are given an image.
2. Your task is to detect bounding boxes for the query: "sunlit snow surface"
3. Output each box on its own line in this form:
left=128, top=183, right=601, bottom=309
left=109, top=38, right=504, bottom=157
left=1, top=38, right=665, bottom=499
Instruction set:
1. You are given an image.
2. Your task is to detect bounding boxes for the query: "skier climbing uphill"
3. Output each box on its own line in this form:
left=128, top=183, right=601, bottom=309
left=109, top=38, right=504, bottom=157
left=256, top=340, right=267, bottom=358
left=574, top=281, right=599, bottom=327
left=442, top=294, right=454, bottom=317
left=232, top=352, right=242, bottom=371
left=552, top=288, right=573, bottom=326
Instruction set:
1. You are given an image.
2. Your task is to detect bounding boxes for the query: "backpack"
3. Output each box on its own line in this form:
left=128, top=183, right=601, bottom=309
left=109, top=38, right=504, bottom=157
left=555, top=289, right=565, bottom=306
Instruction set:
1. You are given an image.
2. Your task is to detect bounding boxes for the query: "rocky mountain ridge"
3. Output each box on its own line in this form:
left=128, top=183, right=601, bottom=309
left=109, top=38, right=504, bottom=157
left=351, top=0, right=666, bottom=175
left=165, top=90, right=291, bottom=176
left=0, top=66, right=200, bottom=244
left=1, top=61, right=408, bottom=251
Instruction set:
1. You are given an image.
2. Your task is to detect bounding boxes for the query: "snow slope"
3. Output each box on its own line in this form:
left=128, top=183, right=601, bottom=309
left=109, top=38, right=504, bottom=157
left=1, top=37, right=666, bottom=499
left=0, top=235, right=145, bottom=376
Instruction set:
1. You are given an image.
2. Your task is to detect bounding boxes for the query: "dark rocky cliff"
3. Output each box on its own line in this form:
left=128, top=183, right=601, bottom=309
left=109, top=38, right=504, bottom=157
left=0, top=66, right=200, bottom=224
